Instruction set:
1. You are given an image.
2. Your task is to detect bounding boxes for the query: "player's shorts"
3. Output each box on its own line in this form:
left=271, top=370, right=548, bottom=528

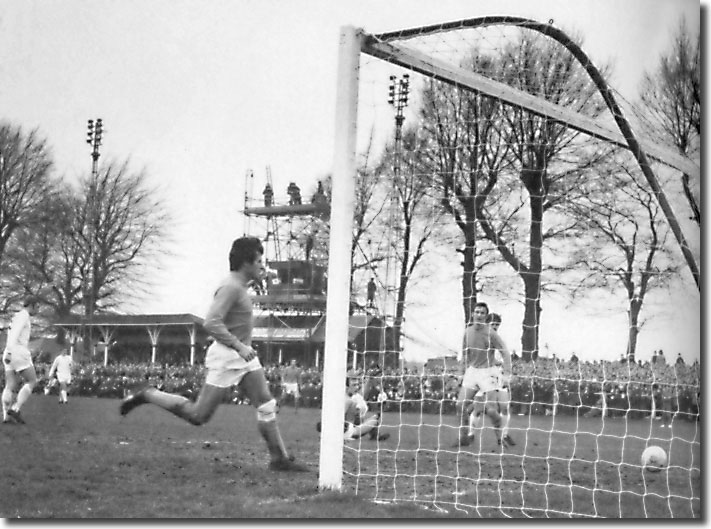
left=282, top=382, right=300, bottom=397
left=476, top=366, right=509, bottom=397
left=57, top=375, right=72, bottom=385
left=2, top=346, right=33, bottom=372
left=204, top=341, right=263, bottom=388
left=462, top=366, right=500, bottom=394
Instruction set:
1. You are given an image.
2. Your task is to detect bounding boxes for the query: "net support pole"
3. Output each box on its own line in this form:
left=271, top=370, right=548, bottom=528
left=318, top=25, right=361, bottom=491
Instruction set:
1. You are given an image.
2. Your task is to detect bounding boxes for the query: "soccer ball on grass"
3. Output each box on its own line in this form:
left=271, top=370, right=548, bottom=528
left=641, top=445, right=667, bottom=472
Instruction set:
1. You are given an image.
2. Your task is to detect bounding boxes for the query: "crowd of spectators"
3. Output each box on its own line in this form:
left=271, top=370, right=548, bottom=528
left=32, top=355, right=700, bottom=420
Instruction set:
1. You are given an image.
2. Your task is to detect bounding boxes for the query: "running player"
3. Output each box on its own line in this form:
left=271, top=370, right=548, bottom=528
left=2, top=296, right=40, bottom=424
left=119, top=237, right=308, bottom=472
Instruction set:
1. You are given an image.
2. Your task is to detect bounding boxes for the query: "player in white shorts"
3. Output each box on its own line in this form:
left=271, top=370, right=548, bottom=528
left=120, top=237, right=308, bottom=472
left=2, top=297, right=41, bottom=424
left=454, top=301, right=512, bottom=448
left=467, top=313, right=515, bottom=447
left=279, top=359, right=302, bottom=413
left=47, top=349, right=74, bottom=403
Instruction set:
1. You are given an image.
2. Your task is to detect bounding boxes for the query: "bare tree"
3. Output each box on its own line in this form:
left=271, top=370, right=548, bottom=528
left=419, top=52, right=512, bottom=325
left=310, top=165, right=390, bottom=307
left=4, top=160, right=170, bottom=323
left=490, top=33, right=608, bottom=360
left=567, top=160, right=679, bottom=362
left=638, top=18, right=700, bottom=225
left=0, top=122, right=54, bottom=266
left=419, top=34, right=609, bottom=359
left=374, top=128, right=445, bottom=353
left=77, top=160, right=171, bottom=313
left=2, top=189, right=81, bottom=320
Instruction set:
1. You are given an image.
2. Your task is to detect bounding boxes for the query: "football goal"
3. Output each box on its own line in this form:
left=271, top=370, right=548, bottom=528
left=318, top=19, right=700, bottom=518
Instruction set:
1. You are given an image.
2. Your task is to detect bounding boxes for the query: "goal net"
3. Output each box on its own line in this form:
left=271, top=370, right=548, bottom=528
left=318, top=19, right=700, bottom=518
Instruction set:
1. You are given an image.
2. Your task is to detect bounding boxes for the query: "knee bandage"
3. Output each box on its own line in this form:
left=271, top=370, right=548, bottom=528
left=257, top=399, right=277, bottom=422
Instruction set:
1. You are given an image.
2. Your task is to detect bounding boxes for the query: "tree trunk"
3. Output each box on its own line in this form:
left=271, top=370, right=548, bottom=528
left=521, top=273, right=541, bottom=361
left=461, top=226, right=477, bottom=325
left=682, top=172, right=700, bottom=225
left=626, top=297, right=642, bottom=363
left=520, top=174, right=544, bottom=362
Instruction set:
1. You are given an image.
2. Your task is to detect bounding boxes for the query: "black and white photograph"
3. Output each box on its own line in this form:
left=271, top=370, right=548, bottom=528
left=0, top=0, right=701, bottom=519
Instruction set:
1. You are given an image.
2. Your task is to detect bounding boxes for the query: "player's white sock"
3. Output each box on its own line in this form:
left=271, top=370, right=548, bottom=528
left=14, top=384, right=32, bottom=411
left=1, top=386, right=12, bottom=420
left=501, top=412, right=511, bottom=438
left=468, top=412, right=483, bottom=435
left=60, top=390, right=67, bottom=402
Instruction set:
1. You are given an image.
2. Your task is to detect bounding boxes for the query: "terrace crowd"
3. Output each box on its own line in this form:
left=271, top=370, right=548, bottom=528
left=33, top=355, right=700, bottom=420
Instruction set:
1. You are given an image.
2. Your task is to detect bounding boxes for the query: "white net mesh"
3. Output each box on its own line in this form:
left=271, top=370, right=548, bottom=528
left=328, top=18, right=700, bottom=518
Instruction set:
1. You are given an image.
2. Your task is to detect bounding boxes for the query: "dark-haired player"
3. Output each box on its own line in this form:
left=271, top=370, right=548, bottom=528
left=317, top=378, right=389, bottom=442
left=454, top=302, right=512, bottom=448
left=120, top=237, right=308, bottom=472
left=467, top=312, right=515, bottom=447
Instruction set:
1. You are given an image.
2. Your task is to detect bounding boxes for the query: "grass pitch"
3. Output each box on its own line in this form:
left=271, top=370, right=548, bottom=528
left=0, top=395, right=700, bottom=518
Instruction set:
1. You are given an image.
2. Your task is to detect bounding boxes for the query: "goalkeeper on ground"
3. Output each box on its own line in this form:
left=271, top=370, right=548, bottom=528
left=317, top=378, right=390, bottom=442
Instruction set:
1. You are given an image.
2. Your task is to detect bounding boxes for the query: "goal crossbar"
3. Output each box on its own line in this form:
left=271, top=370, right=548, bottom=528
left=362, top=37, right=699, bottom=179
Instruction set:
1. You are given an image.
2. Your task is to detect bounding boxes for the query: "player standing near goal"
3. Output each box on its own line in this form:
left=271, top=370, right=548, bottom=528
left=279, top=359, right=302, bottom=413
left=467, top=313, right=516, bottom=447
left=47, top=348, right=74, bottom=404
left=2, top=297, right=40, bottom=424
left=454, top=302, right=512, bottom=448
left=120, top=237, right=308, bottom=472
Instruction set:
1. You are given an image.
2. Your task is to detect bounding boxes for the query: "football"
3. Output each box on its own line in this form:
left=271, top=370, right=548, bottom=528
left=641, top=445, right=668, bottom=472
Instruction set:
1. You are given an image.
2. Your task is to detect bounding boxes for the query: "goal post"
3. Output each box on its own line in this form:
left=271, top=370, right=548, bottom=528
left=318, top=25, right=362, bottom=491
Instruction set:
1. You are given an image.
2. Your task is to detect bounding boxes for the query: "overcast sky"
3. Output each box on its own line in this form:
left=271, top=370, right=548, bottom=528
left=0, top=0, right=701, bottom=363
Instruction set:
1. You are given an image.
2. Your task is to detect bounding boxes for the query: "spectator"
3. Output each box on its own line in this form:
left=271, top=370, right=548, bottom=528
left=657, top=350, right=666, bottom=365
left=287, top=182, right=301, bottom=205
left=262, top=184, right=274, bottom=207
left=311, top=181, right=327, bottom=204
left=367, top=278, right=377, bottom=308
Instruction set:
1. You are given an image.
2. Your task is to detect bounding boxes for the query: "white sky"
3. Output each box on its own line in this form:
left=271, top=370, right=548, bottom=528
left=0, top=0, right=702, bottom=363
